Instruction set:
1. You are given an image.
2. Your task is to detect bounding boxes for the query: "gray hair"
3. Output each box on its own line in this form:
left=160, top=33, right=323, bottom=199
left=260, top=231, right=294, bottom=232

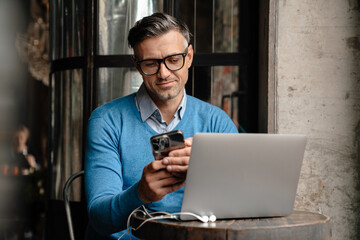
left=128, top=12, right=191, bottom=49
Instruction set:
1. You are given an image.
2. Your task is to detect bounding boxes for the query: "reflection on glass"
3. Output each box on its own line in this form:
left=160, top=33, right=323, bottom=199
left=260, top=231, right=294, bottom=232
left=191, top=65, right=243, bottom=131
left=50, top=70, right=83, bottom=201
left=98, top=0, right=163, bottom=55
left=176, top=0, right=239, bottom=53
left=96, top=68, right=142, bottom=107
left=212, top=66, right=239, bottom=109
left=212, top=66, right=242, bottom=131
left=214, top=0, right=239, bottom=52
left=50, top=1, right=84, bottom=60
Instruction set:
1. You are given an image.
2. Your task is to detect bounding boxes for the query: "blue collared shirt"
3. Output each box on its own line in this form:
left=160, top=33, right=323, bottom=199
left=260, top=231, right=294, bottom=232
left=135, top=84, right=187, bottom=133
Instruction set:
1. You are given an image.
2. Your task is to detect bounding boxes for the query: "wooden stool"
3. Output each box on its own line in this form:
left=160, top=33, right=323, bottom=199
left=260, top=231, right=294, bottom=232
left=132, top=210, right=331, bottom=240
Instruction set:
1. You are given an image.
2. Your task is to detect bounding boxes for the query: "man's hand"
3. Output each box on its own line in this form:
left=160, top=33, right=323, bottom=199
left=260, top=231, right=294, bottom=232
left=138, top=160, right=185, bottom=203
left=162, top=137, right=192, bottom=180
left=137, top=137, right=193, bottom=203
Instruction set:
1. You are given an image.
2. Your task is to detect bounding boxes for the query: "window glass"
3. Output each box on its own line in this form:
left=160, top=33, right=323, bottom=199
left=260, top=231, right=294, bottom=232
left=212, top=66, right=243, bottom=131
left=214, top=0, right=239, bottom=53
left=96, top=67, right=142, bottom=107
left=50, top=1, right=85, bottom=59
left=50, top=70, right=83, bottom=201
left=97, top=0, right=163, bottom=55
left=194, top=0, right=212, bottom=53
left=175, top=0, right=239, bottom=53
left=188, top=65, right=245, bottom=132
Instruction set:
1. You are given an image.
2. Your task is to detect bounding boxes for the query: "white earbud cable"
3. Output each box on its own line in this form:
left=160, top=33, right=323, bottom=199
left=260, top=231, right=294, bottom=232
left=118, top=205, right=216, bottom=240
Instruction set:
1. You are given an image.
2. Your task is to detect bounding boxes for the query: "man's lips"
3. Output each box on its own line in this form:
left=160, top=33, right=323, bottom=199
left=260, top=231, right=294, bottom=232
left=156, top=80, right=176, bottom=87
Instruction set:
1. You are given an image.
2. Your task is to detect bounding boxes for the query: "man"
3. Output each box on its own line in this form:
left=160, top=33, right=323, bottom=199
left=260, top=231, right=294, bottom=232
left=85, top=12, right=238, bottom=239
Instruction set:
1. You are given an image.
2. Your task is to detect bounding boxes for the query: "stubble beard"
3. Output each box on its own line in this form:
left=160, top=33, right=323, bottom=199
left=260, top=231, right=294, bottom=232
left=155, top=83, right=182, bottom=101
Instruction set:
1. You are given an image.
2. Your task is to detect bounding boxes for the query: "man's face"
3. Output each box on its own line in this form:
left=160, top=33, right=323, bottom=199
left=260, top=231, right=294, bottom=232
left=134, top=30, right=193, bottom=105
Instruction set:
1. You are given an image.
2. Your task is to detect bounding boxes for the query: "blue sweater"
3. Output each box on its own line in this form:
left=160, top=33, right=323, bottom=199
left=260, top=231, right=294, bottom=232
left=85, top=93, right=238, bottom=239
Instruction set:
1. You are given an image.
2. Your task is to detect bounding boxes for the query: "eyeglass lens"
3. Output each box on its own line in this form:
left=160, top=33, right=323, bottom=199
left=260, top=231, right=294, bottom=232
left=139, top=53, right=185, bottom=75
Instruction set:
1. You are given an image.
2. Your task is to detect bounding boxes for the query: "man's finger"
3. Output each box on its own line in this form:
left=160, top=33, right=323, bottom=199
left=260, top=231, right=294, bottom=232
left=168, top=147, right=191, bottom=157
left=162, top=156, right=189, bottom=166
left=138, top=171, right=184, bottom=202
left=148, top=176, right=185, bottom=194
left=145, top=160, right=167, bottom=172
left=185, top=137, right=193, bottom=146
left=166, top=165, right=188, bottom=173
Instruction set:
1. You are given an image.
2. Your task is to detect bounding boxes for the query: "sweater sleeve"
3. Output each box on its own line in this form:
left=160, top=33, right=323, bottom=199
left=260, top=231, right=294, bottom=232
left=84, top=113, right=145, bottom=236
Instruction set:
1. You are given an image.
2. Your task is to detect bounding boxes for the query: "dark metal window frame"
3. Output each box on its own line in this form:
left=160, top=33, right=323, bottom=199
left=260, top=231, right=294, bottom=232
left=49, top=0, right=260, bottom=152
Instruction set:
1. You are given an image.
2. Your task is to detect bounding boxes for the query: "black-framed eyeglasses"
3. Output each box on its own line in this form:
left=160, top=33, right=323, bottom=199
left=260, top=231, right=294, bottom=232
left=136, top=48, right=188, bottom=76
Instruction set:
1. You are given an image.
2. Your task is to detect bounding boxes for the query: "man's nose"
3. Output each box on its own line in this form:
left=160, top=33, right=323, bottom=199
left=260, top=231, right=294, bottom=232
left=157, top=62, right=171, bottom=79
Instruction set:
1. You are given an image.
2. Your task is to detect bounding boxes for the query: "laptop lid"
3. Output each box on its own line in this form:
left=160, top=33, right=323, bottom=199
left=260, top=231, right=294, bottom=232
left=180, top=133, right=306, bottom=220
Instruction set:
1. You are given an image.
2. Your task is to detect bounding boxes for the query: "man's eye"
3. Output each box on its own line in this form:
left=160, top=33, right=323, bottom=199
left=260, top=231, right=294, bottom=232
left=143, top=61, right=157, bottom=67
left=167, top=57, right=181, bottom=63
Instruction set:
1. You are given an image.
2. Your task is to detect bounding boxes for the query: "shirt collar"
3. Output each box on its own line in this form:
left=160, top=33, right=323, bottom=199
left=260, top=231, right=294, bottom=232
left=135, top=83, right=187, bottom=122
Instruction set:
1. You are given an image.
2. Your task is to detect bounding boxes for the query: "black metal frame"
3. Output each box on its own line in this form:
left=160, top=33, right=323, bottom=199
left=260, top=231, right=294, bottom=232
left=50, top=1, right=259, bottom=130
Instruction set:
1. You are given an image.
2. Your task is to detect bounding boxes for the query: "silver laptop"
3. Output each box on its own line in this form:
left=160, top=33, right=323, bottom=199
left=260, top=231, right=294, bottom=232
left=180, top=133, right=306, bottom=220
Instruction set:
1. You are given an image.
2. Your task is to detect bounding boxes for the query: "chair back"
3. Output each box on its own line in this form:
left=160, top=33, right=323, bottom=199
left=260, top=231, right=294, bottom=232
left=63, top=170, right=85, bottom=240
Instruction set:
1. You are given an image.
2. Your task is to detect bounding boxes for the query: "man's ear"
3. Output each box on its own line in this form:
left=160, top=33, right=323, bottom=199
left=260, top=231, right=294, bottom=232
left=131, top=55, right=137, bottom=66
left=132, top=55, right=141, bottom=73
left=186, top=44, right=194, bottom=68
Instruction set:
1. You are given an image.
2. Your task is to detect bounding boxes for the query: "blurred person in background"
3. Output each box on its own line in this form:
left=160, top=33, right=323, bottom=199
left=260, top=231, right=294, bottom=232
left=11, top=125, right=39, bottom=175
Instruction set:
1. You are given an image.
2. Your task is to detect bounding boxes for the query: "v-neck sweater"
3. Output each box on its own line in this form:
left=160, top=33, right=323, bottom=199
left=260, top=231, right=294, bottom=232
left=85, top=93, right=238, bottom=239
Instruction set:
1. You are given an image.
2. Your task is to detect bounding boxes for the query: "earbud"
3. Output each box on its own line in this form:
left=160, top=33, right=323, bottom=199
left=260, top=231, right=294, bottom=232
left=199, top=215, right=216, bottom=223
left=209, top=215, right=216, bottom=222
left=200, top=216, right=209, bottom=223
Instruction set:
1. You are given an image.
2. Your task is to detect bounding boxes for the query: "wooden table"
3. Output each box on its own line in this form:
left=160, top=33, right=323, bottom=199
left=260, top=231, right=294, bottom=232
left=131, top=210, right=331, bottom=240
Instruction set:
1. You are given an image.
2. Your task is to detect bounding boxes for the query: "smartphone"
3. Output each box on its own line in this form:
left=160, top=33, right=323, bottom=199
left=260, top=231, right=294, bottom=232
left=150, top=130, right=185, bottom=159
